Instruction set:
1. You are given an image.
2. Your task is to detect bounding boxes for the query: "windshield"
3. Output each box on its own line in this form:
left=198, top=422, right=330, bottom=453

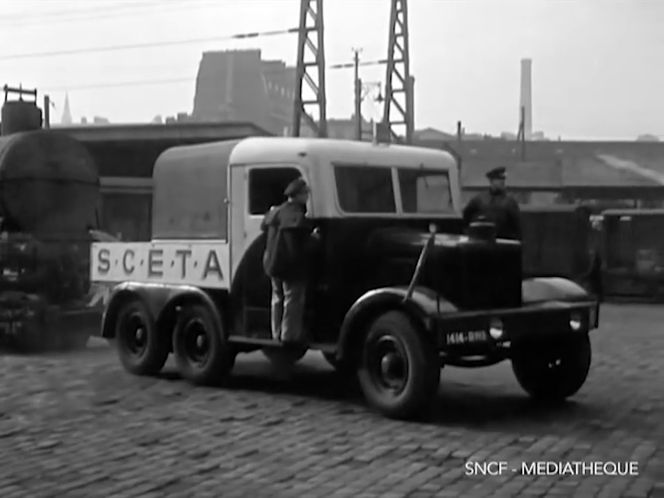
left=398, top=169, right=453, bottom=213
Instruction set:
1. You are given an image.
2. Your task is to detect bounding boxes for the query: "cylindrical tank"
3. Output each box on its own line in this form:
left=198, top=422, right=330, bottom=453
left=1, top=100, right=42, bottom=135
left=0, top=130, right=100, bottom=234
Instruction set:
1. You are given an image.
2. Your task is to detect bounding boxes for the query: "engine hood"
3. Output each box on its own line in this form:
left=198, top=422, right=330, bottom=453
left=365, top=227, right=523, bottom=310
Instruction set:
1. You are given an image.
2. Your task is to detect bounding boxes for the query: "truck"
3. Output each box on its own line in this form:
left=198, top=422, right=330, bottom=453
left=0, top=86, right=107, bottom=351
left=90, top=137, right=601, bottom=419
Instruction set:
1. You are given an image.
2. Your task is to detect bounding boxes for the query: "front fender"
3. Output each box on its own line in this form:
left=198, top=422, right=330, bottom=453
left=101, top=282, right=223, bottom=339
left=522, top=277, right=591, bottom=304
left=336, top=286, right=456, bottom=361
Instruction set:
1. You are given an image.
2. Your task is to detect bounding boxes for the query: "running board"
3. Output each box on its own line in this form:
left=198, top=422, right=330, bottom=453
left=227, top=335, right=336, bottom=354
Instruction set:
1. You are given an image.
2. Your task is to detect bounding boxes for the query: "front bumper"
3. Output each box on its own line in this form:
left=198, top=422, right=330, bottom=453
left=432, top=300, right=599, bottom=352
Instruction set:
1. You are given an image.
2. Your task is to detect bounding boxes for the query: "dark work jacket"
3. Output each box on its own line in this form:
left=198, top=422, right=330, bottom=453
left=462, top=190, right=522, bottom=240
left=261, top=201, right=313, bottom=281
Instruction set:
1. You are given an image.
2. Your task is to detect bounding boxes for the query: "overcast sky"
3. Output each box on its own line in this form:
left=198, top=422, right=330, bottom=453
left=0, top=0, right=661, bottom=139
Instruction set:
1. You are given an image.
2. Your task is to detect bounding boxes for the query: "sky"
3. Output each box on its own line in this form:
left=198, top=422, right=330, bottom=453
left=0, top=0, right=662, bottom=140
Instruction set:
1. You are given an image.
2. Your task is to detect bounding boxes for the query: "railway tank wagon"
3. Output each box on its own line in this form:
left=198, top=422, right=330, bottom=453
left=0, top=86, right=107, bottom=351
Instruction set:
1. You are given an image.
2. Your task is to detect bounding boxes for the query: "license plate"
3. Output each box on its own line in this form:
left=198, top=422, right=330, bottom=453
left=445, top=330, right=488, bottom=345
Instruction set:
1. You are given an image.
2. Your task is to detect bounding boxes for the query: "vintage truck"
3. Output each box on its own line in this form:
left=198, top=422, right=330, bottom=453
left=90, top=137, right=600, bottom=419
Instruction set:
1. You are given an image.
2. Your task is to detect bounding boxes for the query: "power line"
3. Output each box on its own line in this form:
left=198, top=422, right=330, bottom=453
left=41, top=56, right=387, bottom=93
left=0, top=27, right=300, bottom=61
left=329, top=59, right=388, bottom=69
left=0, top=0, right=198, bottom=22
left=45, top=77, right=195, bottom=92
left=0, top=0, right=220, bottom=27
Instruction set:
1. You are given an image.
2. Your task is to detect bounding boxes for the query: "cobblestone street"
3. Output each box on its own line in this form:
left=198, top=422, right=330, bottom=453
left=0, top=304, right=662, bottom=497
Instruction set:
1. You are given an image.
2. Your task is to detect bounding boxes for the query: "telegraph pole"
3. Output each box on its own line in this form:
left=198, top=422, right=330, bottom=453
left=44, top=95, right=50, bottom=128
left=353, top=48, right=362, bottom=141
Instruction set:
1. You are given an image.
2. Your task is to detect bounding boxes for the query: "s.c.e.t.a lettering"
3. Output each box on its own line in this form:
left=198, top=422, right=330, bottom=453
left=95, top=247, right=224, bottom=281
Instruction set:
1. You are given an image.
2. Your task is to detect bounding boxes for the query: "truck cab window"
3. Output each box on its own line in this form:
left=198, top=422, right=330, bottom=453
left=248, top=167, right=303, bottom=215
left=398, top=169, right=452, bottom=213
left=334, top=166, right=396, bottom=213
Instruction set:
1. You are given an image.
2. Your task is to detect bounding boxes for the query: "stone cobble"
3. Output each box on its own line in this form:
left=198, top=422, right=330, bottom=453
left=0, top=304, right=662, bottom=497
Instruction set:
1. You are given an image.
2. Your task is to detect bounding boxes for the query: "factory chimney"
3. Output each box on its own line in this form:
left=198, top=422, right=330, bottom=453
left=519, top=58, right=532, bottom=140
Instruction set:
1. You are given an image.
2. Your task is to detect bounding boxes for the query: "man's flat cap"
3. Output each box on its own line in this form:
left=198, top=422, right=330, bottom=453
left=486, top=166, right=507, bottom=180
left=284, top=177, right=310, bottom=196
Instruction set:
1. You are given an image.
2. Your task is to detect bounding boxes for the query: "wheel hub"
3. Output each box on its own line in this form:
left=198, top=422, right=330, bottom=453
left=369, top=335, right=408, bottom=393
left=380, top=352, right=403, bottom=380
left=135, top=327, right=145, bottom=342
left=184, top=319, right=209, bottom=365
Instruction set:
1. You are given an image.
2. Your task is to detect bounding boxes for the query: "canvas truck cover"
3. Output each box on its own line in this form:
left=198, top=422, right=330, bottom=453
left=151, top=139, right=241, bottom=240
left=0, top=130, right=99, bottom=234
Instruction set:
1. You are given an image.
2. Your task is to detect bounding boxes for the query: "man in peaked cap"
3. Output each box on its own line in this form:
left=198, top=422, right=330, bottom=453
left=261, top=177, right=318, bottom=346
left=462, top=166, right=522, bottom=240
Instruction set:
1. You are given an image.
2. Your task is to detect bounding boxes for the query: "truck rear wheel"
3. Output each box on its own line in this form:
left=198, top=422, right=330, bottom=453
left=115, top=300, right=169, bottom=375
left=357, top=311, right=439, bottom=419
left=173, top=304, right=235, bottom=385
left=512, top=334, right=591, bottom=402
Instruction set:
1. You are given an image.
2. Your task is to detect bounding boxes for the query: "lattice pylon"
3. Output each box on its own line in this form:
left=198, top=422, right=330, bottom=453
left=292, top=0, right=327, bottom=138
left=382, top=0, right=413, bottom=144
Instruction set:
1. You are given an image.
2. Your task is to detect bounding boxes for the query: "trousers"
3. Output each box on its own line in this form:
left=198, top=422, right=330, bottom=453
left=270, top=278, right=306, bottom=342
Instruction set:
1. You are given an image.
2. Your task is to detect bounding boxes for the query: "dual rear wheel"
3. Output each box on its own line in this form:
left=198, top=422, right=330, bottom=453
left=114, top=300, right=234, bottom=384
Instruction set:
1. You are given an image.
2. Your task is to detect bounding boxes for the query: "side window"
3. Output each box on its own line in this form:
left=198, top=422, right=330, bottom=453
left=334, top=166, right=396, bottom=213
left=398, top=169, right=452, bottom=213
left=248, top=167, right=302, bottom=215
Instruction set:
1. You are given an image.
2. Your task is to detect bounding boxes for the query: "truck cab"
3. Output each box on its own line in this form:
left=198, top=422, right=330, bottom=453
left=91, top=137, right=600, bottom=420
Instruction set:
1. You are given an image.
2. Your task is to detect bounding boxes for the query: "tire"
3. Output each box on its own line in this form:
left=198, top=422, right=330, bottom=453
left=512, top=334, right=591, bottom=402
left=357, top=310, right=440, bottom=419
left=115, top=299, right=169, bottom=375
left=172, top=304, right=235, bottom=385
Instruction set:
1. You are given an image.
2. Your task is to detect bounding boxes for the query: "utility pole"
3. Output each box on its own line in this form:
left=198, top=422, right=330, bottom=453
left=293, top=0, right=327, bottom=138
left=43, top=95, right=50, bottom=128
left=353, top=48, right=362, bottom=141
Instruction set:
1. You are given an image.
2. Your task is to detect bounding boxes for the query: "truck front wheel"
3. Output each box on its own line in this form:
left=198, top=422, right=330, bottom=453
left=115, top=300, right=169, bottom=375
left=173, top=304, right=235, bottom=385
left=512, top=334, right=591, bottom=402
left=357, top=311, right=439, bottom=419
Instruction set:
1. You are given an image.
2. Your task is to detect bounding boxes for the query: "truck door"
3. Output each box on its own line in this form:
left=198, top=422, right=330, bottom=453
left=229, top=164, right=309, bottom=338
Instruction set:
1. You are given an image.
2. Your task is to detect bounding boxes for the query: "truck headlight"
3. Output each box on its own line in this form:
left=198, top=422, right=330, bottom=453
left=489, top=318, right=504, bottom=339
left=569, top=312, right=583, bottom=331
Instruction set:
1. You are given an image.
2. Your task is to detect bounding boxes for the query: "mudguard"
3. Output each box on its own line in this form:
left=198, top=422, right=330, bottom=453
left=522, top=277, right=591, bottom=304
left=336, top=286, right=455, bottom=361
left=101, top=281, right=223, bottom=339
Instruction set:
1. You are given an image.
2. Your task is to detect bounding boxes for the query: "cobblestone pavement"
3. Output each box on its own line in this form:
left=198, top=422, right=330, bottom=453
left=0, top=304, right=662, bottom=498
